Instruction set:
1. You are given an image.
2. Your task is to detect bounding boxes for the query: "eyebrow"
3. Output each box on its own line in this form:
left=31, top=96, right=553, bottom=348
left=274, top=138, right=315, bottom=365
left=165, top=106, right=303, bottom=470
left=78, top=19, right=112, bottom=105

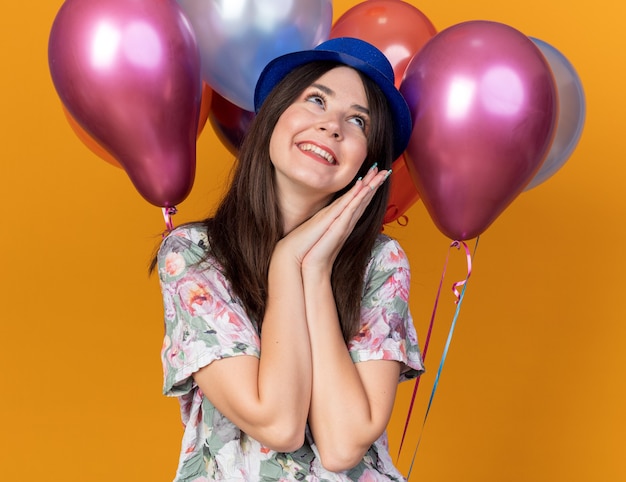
left=310, top=82, right=370, bottom=116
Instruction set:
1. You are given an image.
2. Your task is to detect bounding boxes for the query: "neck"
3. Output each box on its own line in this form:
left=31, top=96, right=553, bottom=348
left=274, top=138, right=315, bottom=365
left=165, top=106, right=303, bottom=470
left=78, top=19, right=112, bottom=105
left=278, top=186, right=332, bottom=235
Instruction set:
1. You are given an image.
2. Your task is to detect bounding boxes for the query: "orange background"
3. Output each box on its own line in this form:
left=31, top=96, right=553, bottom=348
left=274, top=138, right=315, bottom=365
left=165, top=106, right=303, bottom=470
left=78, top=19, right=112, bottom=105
left=1, top=0, right=624, bottom=480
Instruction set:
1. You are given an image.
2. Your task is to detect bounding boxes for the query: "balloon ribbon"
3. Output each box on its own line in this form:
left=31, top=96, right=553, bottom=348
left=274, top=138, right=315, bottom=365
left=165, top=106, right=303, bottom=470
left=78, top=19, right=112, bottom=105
left=162, top=206, right=177, bottom=235
left=397, top=237, right=479, bottom=478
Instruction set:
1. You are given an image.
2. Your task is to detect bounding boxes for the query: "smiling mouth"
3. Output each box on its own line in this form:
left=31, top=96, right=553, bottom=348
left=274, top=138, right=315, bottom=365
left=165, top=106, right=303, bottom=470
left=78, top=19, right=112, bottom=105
left=298, top=143, right=336, bottom=165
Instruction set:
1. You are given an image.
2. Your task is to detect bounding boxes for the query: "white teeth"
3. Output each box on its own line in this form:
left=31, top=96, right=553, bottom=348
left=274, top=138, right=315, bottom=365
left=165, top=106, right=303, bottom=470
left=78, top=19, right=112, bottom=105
left=299, top=143, right=335, bottom=164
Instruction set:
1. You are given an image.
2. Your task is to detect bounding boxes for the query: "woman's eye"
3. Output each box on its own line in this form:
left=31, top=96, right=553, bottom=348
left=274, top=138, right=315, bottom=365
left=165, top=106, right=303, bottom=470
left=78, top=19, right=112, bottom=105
left=306, top=94, right=325, bottom=107
left=349, top=115, right=367, bottom=130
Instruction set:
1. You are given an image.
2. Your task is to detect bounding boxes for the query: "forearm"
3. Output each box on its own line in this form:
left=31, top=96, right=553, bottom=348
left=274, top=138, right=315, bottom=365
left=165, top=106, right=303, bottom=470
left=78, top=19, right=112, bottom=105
left=258, top=250, right=313, bottom=439
left=303, top=272, right=390, bottom=470
left=192, top=248, right=312, bottom=452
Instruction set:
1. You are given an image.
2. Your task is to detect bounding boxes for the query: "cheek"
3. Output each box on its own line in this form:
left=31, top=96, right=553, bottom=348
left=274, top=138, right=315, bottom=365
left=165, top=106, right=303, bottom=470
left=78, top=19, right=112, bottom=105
left=269, top=116, right=290, bottom=160
left=268, top=128, right=279, bottom=160
left=350, top=137, right=369, bottom=170
left=339, top=142, right=368, bottom=187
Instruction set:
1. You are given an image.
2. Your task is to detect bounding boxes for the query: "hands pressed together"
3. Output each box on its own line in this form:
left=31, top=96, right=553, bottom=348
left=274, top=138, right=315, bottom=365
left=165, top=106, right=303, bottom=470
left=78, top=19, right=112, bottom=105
left=279, top=165, right=391, bottom=274
left=192, top=165, right=400, bottom=470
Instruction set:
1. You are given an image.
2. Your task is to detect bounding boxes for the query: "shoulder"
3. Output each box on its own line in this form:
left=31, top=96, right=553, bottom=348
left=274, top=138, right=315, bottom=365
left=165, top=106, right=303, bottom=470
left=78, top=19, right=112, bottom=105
left=157, top=223, right=212, bottom=281
left=158, top=223, right=209, bottom=257
left=369, top=234, right=410, bottom=271
left=361, top=234, right=410, bottom=295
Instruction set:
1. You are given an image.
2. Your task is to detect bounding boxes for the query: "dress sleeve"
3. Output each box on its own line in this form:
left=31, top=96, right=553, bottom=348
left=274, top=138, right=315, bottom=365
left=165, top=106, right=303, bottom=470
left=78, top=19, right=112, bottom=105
left=156, top=225, right=261, bottom=397
left=348, top=236, right=424, bottom=382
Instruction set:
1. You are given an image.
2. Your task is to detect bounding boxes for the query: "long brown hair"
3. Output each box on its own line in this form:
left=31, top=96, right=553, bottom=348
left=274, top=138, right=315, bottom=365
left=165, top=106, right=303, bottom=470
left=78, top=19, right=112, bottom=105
left=176, top=61, right=394, bottom=342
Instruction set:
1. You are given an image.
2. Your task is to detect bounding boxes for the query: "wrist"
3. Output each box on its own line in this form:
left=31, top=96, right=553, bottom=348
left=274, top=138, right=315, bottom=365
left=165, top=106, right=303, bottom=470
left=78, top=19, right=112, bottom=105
left=301, top=263, right=333, bottom=284
left=272, top=238, right=305, bottom=268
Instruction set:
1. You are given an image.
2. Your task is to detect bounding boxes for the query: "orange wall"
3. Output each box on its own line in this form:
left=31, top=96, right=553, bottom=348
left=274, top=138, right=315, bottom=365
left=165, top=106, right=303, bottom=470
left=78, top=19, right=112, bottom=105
left=1, top=0, right=624, bottom=480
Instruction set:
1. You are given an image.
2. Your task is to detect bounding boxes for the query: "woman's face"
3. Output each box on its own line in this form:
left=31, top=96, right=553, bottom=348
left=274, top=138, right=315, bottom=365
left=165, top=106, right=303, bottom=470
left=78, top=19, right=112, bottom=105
left=269, top=66, right=370, bottom=203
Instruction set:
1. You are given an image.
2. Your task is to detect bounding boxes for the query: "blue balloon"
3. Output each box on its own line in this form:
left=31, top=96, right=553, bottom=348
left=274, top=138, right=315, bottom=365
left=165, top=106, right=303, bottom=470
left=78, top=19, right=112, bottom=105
left=177, top=0, right=333, bottom=111
left=526, top=37, right=586, bottom=190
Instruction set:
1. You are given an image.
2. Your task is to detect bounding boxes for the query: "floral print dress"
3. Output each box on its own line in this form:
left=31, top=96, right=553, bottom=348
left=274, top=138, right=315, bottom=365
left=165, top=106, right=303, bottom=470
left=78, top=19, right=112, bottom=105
left=157, top=224, right=424, bottom=481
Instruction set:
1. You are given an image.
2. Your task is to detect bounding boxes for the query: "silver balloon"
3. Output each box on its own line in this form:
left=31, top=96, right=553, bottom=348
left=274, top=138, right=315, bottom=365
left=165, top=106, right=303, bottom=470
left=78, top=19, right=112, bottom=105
left=178, top=0, right=332, bottom=111
left=525, top=38, right=586, bottom=190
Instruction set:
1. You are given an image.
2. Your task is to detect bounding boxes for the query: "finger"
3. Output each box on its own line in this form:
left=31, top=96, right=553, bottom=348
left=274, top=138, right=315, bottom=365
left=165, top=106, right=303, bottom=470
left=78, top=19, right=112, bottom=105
left=341, top=169, right=392, bottom=225
left=321, top=176, right=370, bottom=221
left=291, top=178, right=367, bottom=243
left=304, top=170, right=392, bottom=265
left=361, top=163, right=379, bottom=185
left=328, top=177, right=381, bottom=231
left=362, top=169, right=391, bottom=192
left=304, top=169, right=390, bottom=246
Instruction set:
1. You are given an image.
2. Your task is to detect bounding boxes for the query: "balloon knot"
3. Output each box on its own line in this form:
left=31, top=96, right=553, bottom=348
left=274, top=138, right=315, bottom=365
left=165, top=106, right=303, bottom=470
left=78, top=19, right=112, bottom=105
left=162, top=206, right=178, bottom=236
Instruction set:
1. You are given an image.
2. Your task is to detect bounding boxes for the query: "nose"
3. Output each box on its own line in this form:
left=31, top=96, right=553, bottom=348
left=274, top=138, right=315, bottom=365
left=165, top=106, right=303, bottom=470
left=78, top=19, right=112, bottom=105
left=318, top=115, right=342, bottom=140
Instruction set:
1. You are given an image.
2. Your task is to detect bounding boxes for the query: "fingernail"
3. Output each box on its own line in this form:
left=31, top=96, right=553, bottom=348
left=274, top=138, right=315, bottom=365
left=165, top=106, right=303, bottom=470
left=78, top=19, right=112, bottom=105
left=384, top=169, right=393, bottom=181
left=369, top=162, right=378, bottom=171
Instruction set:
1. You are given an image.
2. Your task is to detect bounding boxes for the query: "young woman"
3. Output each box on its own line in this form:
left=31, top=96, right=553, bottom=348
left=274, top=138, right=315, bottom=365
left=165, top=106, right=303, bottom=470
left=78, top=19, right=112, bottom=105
left=155, top=38, right=424, bottom=481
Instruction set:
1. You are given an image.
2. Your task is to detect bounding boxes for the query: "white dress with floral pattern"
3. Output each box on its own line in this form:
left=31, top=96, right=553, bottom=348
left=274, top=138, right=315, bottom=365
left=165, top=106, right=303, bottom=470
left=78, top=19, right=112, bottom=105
left=157, top=224, right=424, bottom=482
